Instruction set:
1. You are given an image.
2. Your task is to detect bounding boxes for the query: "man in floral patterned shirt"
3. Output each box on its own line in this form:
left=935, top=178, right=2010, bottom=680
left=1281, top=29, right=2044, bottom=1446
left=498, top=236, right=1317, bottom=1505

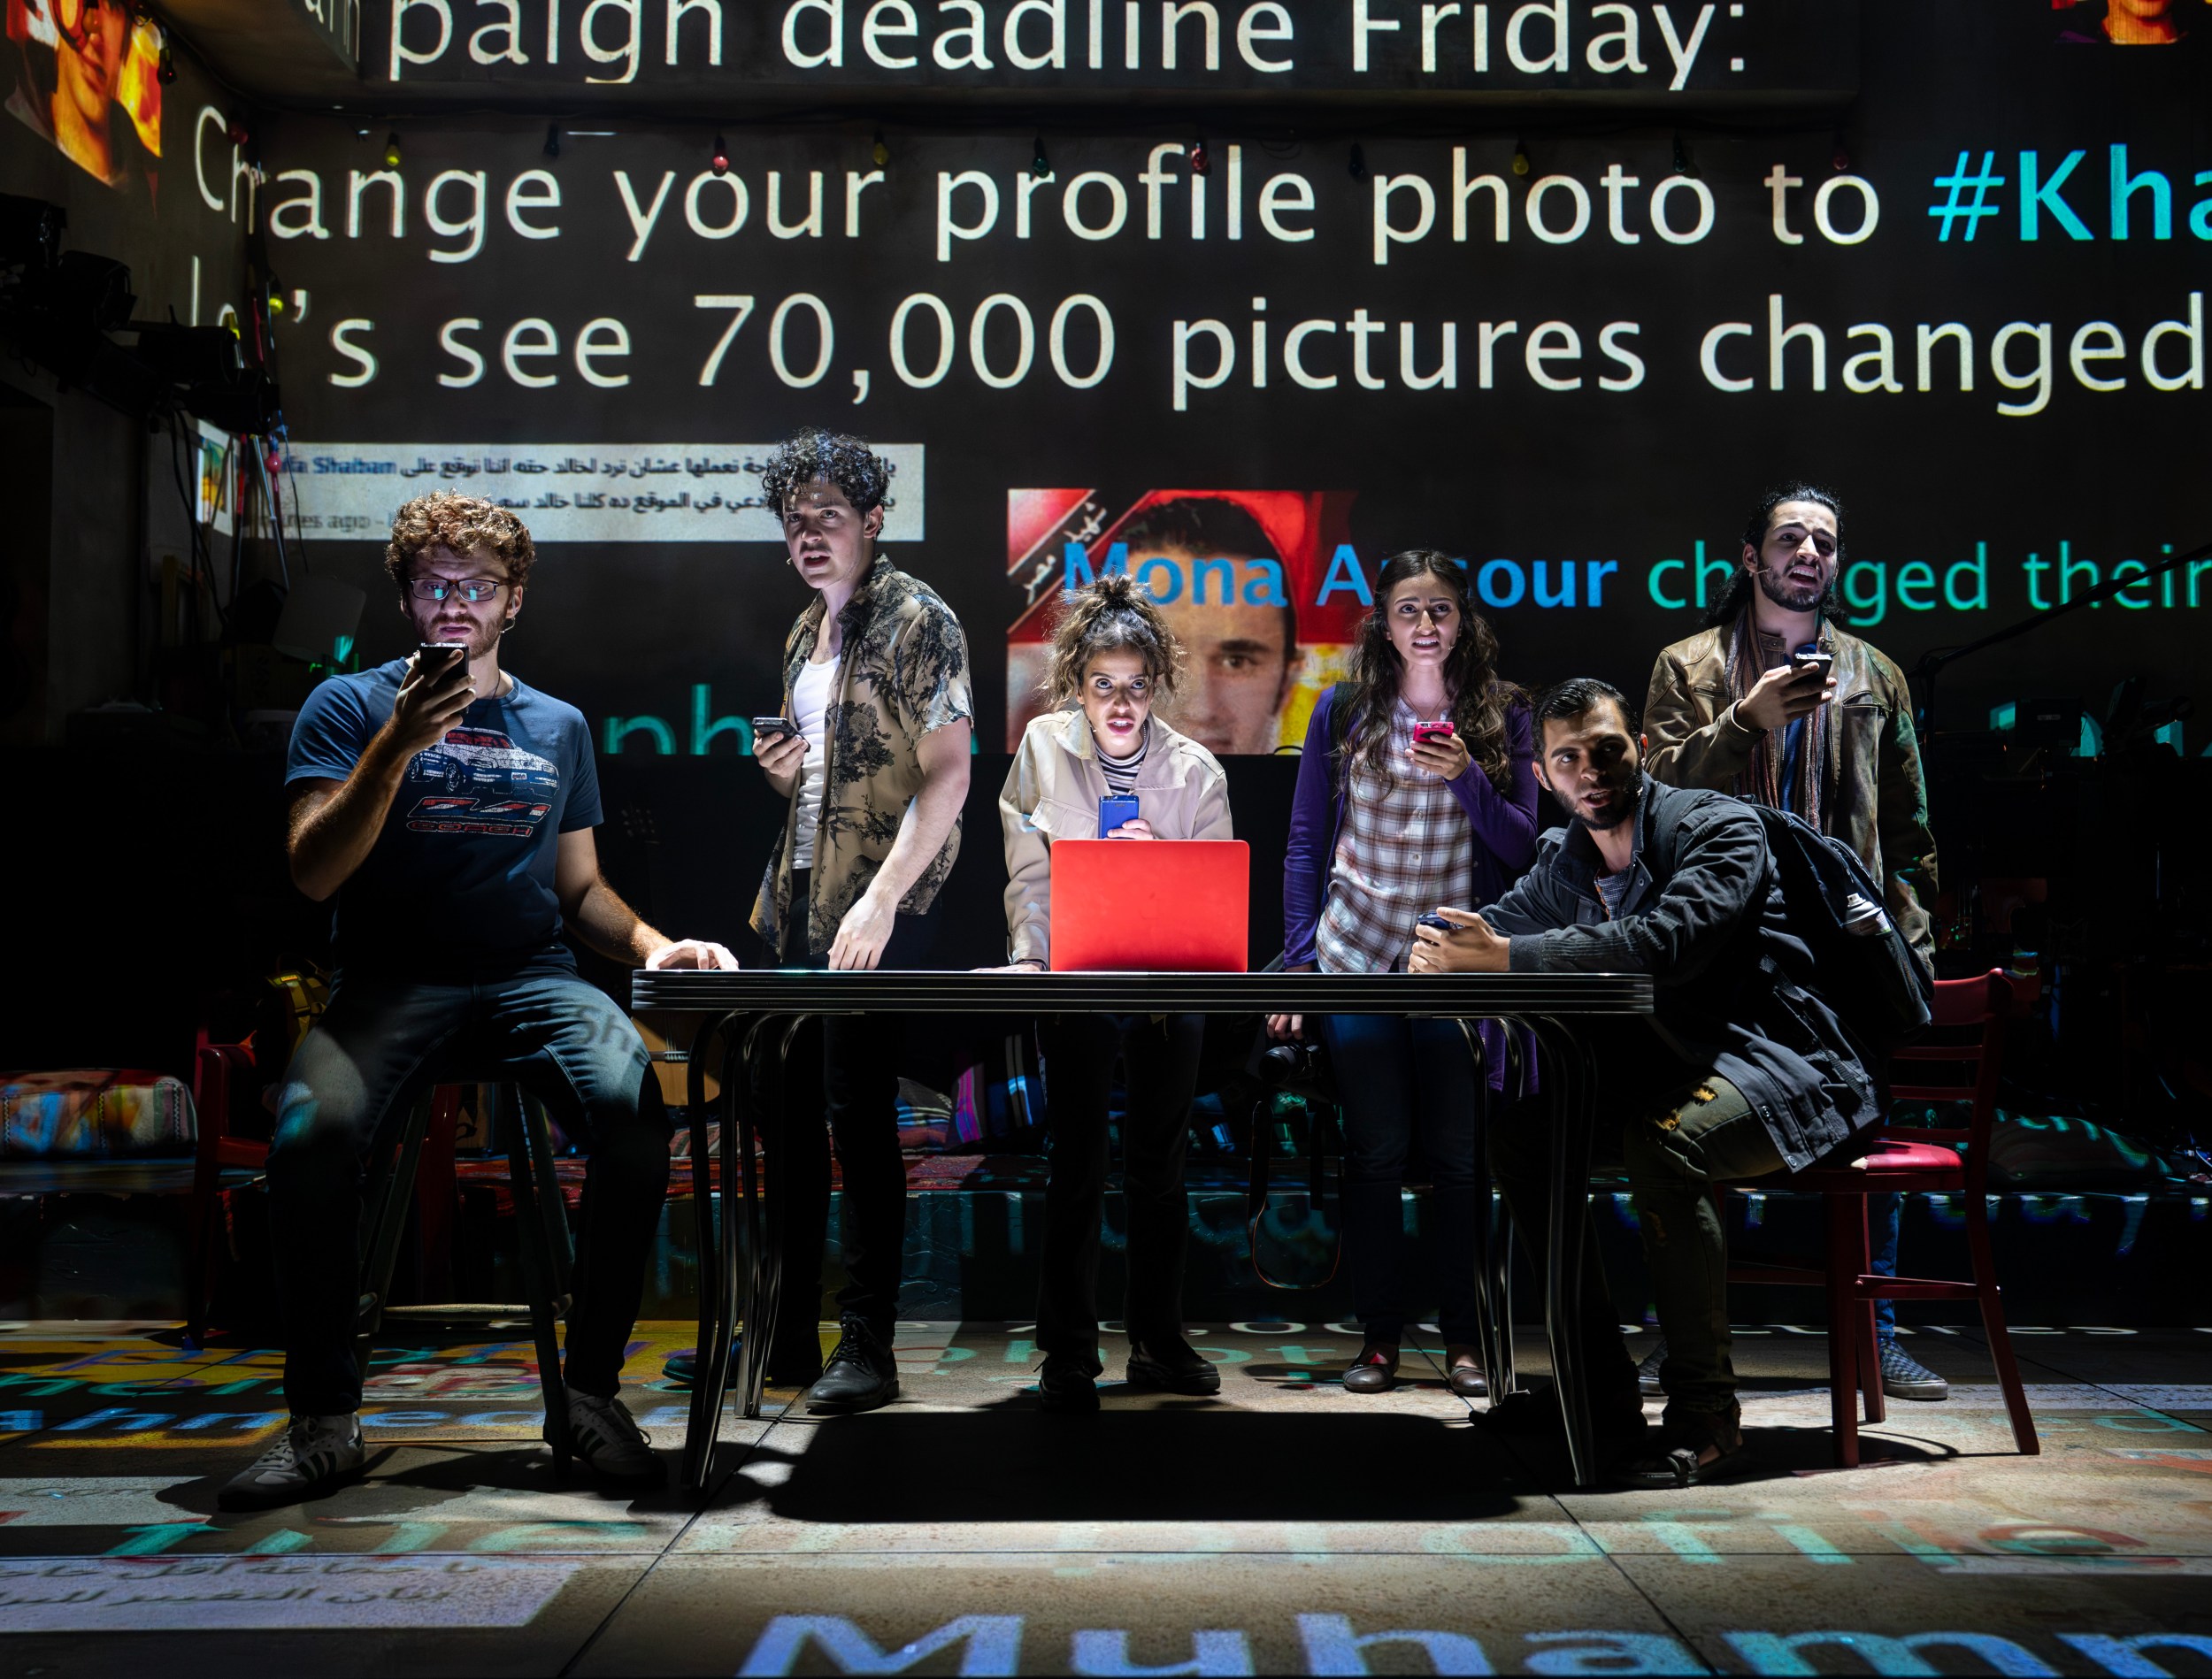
left=745, top=429, right=972, bottom=1415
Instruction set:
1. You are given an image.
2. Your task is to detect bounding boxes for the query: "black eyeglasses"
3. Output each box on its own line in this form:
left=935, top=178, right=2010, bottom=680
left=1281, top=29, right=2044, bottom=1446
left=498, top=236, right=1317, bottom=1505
left=408, top=578, right=506, bottom=604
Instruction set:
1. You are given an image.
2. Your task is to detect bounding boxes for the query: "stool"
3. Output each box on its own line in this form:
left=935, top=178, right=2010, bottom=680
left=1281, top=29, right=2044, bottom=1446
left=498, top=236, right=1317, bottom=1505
left=355, top=1082, right=577, bottom=1471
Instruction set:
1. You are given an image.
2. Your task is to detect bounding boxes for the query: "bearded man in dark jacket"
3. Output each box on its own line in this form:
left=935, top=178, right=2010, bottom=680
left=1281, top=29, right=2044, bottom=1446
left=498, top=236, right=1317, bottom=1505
left=1412, top=678, right=1879, bottom=1486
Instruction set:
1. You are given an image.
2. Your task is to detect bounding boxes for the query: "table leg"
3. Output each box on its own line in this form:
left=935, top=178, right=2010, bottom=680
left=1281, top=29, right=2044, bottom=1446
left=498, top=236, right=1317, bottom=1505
left=727, top=1014, right=783, bottom=1424
left=683, top=1013, right=751, bottom=1499
left=1533, top=1015, right=1600, bottom=1487
left=1451, top=1017, right=1515, bottom=1409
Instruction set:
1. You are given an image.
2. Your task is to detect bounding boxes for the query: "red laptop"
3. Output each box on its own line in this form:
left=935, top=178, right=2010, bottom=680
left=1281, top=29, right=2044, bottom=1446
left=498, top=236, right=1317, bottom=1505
left=1049, top=839, right=1250, bottom=972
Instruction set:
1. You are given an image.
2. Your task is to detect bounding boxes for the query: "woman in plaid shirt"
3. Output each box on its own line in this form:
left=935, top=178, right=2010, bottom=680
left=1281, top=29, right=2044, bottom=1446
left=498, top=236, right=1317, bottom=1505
left=1269, top=551, right=1539, bottom=1397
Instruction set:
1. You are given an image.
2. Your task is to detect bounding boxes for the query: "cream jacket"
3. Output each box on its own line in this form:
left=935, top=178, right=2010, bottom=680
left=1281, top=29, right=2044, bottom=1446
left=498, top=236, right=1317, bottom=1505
left=997, top=708, right=1234, bottom=966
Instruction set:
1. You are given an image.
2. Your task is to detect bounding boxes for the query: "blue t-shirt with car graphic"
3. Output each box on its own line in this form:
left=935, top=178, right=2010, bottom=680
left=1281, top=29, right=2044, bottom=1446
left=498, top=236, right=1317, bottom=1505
left=287, top=659, right=602, bottom=974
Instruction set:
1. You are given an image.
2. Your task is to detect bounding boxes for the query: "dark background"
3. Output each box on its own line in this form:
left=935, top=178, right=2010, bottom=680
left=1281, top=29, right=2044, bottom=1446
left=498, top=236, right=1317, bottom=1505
left=2, top=4, right=2208, bottom=1155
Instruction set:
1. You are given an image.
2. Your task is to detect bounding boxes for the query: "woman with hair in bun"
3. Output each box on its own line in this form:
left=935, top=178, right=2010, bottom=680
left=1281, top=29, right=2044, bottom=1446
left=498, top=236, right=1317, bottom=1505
left=1268, top=550, right=1538, bottom=1399
left=995, top=575, right=1236, bottom=1414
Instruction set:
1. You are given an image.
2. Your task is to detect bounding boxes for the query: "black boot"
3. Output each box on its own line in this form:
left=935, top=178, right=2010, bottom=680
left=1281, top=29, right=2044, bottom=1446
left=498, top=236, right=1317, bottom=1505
left=803, top=1317, right=900, bottom=1414
left=1125, top=1335, right=1222, bottom=1395
left=1038, top=1354, right=1102, bottom=1414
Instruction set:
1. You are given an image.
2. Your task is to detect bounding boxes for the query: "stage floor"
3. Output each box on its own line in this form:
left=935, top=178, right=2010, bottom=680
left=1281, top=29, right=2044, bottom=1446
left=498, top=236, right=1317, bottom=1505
left=1, top=1321, right=2208, bottom=1674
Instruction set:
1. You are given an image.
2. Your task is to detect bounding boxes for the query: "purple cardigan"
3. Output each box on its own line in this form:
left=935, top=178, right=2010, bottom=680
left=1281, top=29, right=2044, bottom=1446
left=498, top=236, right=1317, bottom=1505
left=1282, top=685, right=1542, bottom=1088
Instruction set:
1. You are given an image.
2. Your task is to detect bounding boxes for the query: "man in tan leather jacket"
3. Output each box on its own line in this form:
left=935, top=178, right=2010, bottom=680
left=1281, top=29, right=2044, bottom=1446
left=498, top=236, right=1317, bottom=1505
left=1644, top=489, right=1938, bottom=962
left=1642, top=483, right=1949, bottom=1402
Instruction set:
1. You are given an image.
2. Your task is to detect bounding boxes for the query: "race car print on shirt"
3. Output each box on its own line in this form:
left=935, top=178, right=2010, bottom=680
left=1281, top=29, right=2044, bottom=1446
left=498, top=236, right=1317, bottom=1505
left=403, top=729, right=560, bottom=835
left=411, top=728, right=562, bottom=797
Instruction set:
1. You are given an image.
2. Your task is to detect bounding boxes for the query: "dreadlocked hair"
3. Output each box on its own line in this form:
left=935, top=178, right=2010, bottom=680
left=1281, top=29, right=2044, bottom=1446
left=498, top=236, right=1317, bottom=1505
left=1340, top=549, right=1523, bottom=794
left=1043, top=573, right=1187, bottom=707
left=1700, top=480, right=1846, bottom=629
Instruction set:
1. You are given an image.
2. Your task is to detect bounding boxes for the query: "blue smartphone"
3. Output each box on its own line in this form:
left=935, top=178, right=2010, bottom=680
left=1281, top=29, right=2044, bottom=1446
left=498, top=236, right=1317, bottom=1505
left=1417, top=913, right=1455, bottom=932
left=1099, top=794, right=1141, bottom=835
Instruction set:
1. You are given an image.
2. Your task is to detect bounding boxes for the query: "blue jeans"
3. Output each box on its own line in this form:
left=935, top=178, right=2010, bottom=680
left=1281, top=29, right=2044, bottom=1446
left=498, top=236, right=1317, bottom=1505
left=1320, top=1014, right=1482, bottom=1346
left=268, top=954, right=667, bottom=1414
left=1870, top=1191, right=1901, bottom=1342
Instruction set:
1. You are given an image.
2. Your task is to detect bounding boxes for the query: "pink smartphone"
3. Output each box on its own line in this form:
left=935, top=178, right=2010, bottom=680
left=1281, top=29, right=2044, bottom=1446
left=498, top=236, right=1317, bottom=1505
left=1411, top=720, right=1456, bottom=745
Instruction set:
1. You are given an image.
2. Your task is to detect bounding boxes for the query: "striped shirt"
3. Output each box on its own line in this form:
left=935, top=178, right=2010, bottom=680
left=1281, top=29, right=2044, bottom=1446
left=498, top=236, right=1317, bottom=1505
left=1095, top=720, right=1148, bottom=797
left=1315, top=702, right=1474, bottom=974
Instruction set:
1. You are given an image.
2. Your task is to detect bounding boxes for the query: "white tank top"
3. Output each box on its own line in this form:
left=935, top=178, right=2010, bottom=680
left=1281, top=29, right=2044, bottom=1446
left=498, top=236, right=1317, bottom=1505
left=789, top=655, right=838, bottom=870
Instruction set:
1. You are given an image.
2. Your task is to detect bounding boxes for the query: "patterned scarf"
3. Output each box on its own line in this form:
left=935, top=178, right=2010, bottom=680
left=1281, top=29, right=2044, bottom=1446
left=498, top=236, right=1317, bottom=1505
left=1725, top=608, right=1832, bottom=832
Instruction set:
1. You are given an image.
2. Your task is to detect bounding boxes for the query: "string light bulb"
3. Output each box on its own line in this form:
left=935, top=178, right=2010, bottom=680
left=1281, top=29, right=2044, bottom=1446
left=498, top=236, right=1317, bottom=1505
left=543, top=122, right=560, bottom=158
left=382, top=131, right=401, bottom=169
left=1510, top=138, right=1530, bottom=177
left=1832, top=131, right=1852, bottom=172
left=1671, top=132, right=1696, bottom=178
left=156, top=42, right=174, bottom=84
left=710, top=133, right=729, bottom=176
left=1348, top=142, right=1366, bottom=181
left=1188, top=137, right=1210, bottom=176
left=1030, top=136, right=1052, bottom=180
left=872, top=128, right=889, bottom=167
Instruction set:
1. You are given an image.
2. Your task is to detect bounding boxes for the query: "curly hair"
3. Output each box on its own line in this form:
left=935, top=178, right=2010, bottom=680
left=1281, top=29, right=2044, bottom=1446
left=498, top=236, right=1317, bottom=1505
left=1340, top=549, right=1523, bottom=795
left=1700, top=481, right=1844, bottom=629
left=1043, top=574, right=1186, bottom=707
left=758, top=428, right=897, bottom=518
left=383, top=491, right=536, bottom=593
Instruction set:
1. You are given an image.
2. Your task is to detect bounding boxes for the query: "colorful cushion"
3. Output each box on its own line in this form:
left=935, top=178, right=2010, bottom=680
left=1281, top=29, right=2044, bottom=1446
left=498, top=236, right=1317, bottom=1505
left=0, top=1070, right=196, bottom=1159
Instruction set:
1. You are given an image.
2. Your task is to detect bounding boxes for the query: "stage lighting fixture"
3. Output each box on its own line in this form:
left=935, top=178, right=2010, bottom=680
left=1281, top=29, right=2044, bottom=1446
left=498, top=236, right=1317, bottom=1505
left=1511, top=139, right=1530, bottom=176
left=872, top=129, right=889, bottom=167
left=0, top=193, right=65, bottom=271
left=29, top=250, right=137, bottom=330
left=1348, top=142, right=1365, bottom=180
left=1030, top=136, right=1051, bottom=180
left=130, top=322, right=244, bottom=387
left=382, top=131, right=401, bottom=169
left=544, top=122, right=560, bottom=158
left=1188, top=137, right=1210, bottom=176
left=120, top=320, right=280, bottom=432
left=711, top=133, right=729, bottom=175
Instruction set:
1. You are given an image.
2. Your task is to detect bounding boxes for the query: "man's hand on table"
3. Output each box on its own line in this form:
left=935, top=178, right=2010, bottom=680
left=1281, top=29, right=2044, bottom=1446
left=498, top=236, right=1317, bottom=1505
left=828, top=888, right=897, bottom=970
left=644, top=939, right=741, bottom=970
left=1409, top=908, right=1510, bottom=974
left=1266, top=962, right=1315, bottom=1041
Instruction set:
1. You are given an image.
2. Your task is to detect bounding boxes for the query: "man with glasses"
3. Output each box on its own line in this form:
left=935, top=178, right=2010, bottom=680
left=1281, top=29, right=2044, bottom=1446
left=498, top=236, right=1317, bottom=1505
left=220, top=492, right=735, bottom=1511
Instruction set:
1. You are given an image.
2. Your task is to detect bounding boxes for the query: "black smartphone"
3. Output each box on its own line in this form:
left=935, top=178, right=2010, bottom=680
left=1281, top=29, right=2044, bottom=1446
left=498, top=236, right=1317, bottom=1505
left=415, top=642, right=467, bottom=680
left=750, top=716, right=799, bottom=743
left=1793, top=648, right=1834, bottom=682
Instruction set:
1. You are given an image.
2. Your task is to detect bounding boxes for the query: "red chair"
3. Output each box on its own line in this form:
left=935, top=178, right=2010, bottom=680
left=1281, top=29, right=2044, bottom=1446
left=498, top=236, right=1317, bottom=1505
left=1726, top=969, right=2039, bottom=1467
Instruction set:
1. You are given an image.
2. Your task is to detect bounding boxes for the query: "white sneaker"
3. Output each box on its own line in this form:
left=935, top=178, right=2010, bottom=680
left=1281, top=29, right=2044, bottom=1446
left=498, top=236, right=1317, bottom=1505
left=218, top=1414, right=365, bottom=1511
left=565, top=1391, right=662, bottom=1484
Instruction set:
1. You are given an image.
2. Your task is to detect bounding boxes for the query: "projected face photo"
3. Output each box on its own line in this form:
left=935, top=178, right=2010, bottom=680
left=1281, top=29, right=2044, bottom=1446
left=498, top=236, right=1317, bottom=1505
left=6, top=0, right=163, bottom=188
left=2056, top=0, right=2190, bottom=42
left=1006, top=489, right=1361, bottom=755
left=1148, top=560, right=1302, bottom=758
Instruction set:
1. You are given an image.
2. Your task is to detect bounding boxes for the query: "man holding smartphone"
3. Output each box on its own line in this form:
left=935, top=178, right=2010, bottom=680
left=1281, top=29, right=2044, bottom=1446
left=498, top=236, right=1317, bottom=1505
left=1641, top=483, right=1946, bottom=1402
left=221, top=492, right=736, bottom=1512
left=741, top=429, right=972, bottom=1417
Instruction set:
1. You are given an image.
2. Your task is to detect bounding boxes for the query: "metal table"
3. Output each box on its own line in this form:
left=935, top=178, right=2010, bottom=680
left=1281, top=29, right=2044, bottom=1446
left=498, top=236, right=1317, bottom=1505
left=633, top=969, right=1654, bottom=1495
